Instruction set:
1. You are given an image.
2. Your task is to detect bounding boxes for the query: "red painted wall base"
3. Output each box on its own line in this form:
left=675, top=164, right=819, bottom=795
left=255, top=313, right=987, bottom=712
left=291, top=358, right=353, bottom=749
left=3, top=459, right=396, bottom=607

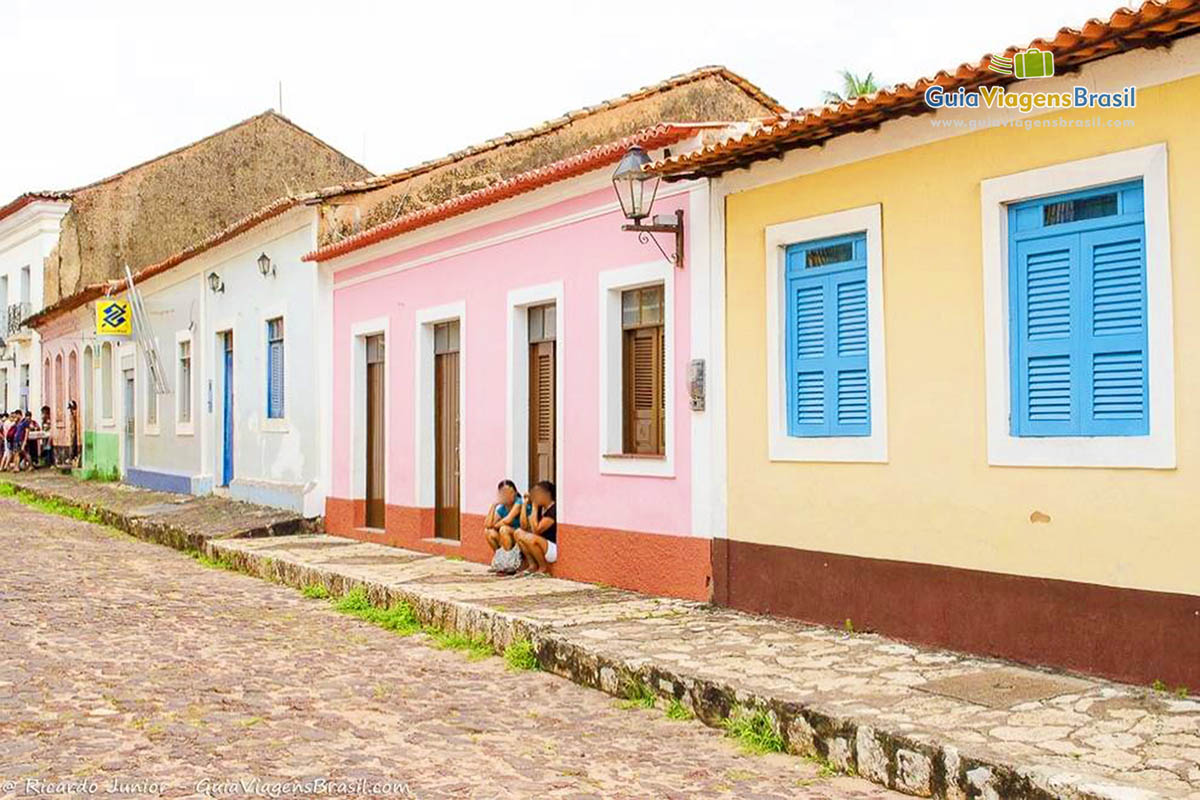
left=325, top=497, right=711, bottom=601
left=712, top=538, right=1200, bottom=688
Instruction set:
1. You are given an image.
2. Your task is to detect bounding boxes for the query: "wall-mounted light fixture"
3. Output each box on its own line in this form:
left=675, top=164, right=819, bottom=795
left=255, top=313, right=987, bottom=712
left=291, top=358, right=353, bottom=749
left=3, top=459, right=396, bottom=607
left=207, top=272, right=225, bottom=294
left=612, top=146, right=684, bottom=269
left=257, top=252, right=275, bottom=278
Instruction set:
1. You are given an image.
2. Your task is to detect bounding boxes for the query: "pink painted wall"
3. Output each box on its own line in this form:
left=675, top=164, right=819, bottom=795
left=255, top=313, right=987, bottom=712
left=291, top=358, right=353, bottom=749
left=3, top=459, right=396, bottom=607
left=330, top=186, right=694, bottom=538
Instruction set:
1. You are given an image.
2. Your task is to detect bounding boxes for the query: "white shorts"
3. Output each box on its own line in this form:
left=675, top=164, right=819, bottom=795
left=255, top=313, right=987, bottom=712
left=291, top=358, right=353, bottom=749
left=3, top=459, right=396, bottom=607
left=544, top=541, right=557, bottom=564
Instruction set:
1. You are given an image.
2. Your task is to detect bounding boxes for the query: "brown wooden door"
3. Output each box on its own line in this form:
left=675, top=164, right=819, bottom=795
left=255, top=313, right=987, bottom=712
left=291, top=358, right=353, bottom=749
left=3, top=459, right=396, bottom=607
left=529, top=340, right=556, bottom=485
left=365, top=335, right=386, bottom=529
left=434, top=322, right=460, bottom=540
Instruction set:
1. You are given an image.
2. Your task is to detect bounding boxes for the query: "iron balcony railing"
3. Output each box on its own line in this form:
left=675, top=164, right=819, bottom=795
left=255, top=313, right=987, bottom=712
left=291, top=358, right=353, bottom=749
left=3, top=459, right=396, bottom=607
left=6, top=302, right=31, bottom=336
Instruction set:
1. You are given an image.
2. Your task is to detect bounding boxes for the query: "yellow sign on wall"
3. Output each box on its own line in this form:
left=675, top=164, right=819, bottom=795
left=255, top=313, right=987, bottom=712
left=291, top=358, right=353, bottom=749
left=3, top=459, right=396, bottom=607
left=96, top=299, right=132, bottom=336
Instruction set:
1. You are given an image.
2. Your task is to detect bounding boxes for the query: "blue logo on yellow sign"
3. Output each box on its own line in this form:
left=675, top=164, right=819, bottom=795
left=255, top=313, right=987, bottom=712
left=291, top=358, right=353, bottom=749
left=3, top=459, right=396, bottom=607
left=96, top=300, right=132, bottom=336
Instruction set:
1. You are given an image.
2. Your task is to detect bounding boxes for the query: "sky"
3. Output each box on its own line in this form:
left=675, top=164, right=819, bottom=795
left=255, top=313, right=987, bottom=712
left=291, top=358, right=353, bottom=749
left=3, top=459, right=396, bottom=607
left=1, top=0, right=1112, bottom=201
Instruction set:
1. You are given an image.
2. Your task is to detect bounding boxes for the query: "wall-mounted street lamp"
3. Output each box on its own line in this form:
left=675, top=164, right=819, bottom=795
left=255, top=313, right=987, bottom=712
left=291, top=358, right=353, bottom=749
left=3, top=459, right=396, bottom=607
left=611, top=146, right=684, bottom=269
left=257, top=252, right=275, bottom=278
left=207, top=272, right=225, bottom=294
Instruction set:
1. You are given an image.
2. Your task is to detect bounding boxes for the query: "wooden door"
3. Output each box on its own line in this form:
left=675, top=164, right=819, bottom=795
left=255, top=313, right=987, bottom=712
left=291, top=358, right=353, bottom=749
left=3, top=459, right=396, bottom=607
left=527, top=303, right=557, bottom=486
left=365, top=335, right=386, bottom=529
left=434, top=322, right=460, bottom=540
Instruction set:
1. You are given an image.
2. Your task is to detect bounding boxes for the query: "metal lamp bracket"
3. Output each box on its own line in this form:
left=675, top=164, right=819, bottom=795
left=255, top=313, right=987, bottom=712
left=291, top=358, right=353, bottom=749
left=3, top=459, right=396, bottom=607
left=622, top=208, right=684, bottom=269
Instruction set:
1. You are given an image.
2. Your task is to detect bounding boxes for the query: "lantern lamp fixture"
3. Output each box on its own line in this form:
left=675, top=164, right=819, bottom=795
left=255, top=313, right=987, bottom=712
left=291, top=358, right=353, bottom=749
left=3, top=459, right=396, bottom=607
left=611, top=146, right=683, bottom=269
left=257, top=252, right=275, bottom=277
left=207, top=272, right=225, bottom=294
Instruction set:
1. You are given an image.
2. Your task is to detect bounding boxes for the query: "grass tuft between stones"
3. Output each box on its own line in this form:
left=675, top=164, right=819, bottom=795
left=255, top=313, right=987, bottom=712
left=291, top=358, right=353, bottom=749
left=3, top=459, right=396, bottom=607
left=325, top=586, right=496, bottom=660
left=425, top=628, right=493, bottom=660
left=618, top=679, right=657, bottom=710
left=185, top=549, right=237, bottom=571
left=723, top=708, right=786, bottom=755
left=665, top=698, right=695, bottom=721
left=301, top=583, right=331, bottom=600
left=332, top=586, right=421, bottom=634
left=0, top=482, right=108, bottom=527
left=503, top=638, right=539, bottom=671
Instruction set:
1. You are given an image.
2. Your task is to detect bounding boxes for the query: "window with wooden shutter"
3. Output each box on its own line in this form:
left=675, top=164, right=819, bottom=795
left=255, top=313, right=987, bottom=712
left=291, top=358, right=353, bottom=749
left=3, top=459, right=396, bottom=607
left=784, top=232, right=871, bottom=437
left=267, top=318, right=284, bottom=419
left=621, top=286, right=665, bottom=455
left=1008, top=180, right=1148, bottom=437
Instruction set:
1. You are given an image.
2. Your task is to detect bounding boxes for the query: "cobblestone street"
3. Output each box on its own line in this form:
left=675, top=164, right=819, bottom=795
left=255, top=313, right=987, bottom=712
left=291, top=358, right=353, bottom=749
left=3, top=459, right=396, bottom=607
left=0, top=497, right=900, bottom=799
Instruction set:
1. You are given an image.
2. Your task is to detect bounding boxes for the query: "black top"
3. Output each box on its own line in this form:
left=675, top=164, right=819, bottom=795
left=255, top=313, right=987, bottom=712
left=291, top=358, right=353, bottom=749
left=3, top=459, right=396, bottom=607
left=540, top=503, right=557, bottom=543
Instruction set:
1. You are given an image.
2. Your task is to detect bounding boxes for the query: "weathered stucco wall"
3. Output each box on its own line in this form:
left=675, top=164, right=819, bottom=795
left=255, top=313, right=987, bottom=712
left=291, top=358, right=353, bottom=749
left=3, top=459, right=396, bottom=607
left=45, top=111, right=369, bottom=305
left=317, top=73, right=776, bottom=245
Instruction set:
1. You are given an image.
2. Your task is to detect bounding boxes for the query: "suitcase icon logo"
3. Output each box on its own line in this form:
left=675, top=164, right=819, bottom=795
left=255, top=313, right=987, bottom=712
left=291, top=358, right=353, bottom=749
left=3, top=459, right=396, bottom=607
left=988, top=48, right=1054, bottom=79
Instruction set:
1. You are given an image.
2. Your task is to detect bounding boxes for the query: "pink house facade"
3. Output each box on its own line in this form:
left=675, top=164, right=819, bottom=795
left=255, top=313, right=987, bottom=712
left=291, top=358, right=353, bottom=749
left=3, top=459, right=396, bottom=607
left=313, top=126, right=723, bottom=599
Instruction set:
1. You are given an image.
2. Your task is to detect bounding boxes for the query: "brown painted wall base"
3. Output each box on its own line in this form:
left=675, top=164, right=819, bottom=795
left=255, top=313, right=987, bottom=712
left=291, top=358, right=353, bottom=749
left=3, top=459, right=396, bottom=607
left=713, top=538, right=1200, bottom=688
left=325, top=497, right=711, bottom=600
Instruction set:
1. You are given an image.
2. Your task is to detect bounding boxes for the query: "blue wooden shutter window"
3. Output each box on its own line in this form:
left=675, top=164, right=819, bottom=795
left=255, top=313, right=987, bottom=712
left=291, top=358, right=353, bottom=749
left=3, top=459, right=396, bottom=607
left=1008, top=181, right=1148, bottom=437
left=784, top=232, right=870, bottom=437
left=267, top=318, right=285, bottom=419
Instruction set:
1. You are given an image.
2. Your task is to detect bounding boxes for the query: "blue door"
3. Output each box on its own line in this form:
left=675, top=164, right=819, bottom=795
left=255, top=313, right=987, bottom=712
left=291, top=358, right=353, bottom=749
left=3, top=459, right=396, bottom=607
left=221, top=332, right=234, bottom=486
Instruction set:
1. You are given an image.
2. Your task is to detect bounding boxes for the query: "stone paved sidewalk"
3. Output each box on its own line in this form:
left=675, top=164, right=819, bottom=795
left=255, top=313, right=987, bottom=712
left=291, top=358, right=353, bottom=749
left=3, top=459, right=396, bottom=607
left=3, top=472, right=307, bottom=549
left=6, top=473, right=1199, bottom=800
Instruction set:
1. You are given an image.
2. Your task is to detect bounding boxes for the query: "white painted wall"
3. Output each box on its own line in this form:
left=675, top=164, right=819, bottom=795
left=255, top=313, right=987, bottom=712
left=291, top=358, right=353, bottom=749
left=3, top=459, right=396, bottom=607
left=0, top=200, right=68, bottom=414
left=130, top=206, right=328, bottom=515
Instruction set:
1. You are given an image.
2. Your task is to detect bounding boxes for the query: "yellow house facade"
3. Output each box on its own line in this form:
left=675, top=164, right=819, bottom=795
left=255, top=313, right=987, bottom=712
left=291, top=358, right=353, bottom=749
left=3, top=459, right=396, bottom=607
left=659, top=7, right=1200, bottom=687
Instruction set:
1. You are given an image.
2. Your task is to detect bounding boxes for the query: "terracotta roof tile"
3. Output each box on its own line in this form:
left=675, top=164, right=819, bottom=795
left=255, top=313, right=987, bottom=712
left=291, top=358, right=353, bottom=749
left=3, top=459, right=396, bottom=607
left=25, top=196, right=304, bottom=330
left=299, top=66, right=784, bottom=201
left=653, top=0, right=1200, bottom=179
left=67, top=110, right=368, bottom=194
left=0, top=191, right=71, bottom=225
left=26, top=67, right=777, bottom=329
left=302, top=123, right=719, bottom=263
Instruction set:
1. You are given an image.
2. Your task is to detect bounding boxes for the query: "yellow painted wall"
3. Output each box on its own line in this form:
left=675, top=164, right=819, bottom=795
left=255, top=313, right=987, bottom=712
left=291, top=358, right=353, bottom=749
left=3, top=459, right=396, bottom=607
left=724, top=74, right=1200, bottom=597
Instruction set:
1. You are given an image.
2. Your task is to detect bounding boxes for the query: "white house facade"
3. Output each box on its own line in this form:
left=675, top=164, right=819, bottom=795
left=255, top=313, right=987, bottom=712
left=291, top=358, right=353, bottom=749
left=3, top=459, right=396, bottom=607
left=0, top=194, right=69, bottom=416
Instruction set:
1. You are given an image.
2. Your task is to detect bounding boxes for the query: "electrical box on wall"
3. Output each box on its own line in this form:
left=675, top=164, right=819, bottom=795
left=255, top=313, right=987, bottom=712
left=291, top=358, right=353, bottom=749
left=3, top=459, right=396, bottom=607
left=688, top=358, right=705, bottom=411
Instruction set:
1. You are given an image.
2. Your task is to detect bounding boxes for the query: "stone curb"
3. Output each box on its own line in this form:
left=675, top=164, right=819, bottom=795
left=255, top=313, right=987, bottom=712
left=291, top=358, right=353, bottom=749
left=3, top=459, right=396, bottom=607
left=3, top=480, right=310, bottom=551
left=4, top=481, right=1174, bottom=800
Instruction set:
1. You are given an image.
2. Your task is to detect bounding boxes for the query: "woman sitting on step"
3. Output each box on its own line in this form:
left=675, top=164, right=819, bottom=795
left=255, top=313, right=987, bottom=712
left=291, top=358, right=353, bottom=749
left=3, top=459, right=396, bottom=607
left=484, top=479, right=526, bottom=574
left=515, top=481, right=557, bottom=576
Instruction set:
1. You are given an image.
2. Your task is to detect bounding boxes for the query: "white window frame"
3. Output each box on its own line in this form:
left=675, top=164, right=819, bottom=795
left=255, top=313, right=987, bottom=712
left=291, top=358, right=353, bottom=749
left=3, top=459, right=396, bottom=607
left=143, top=337, right=160, bottom=436
left=413, top=301, right=466, bottom=512
left=505, top=282, right=565, bottom=511
left=598, top=261, right=675, bottom=478
left=261, top=308, right=288, bottom=433
left=981, top=143, right=1174, bottom=469
left=348, top=317, right=389, bottom=505
left=175, top=331, right=194, bottom=436
left=764, top=203, right=888, bottom=463
left=100, top=342, right=115, bottom=426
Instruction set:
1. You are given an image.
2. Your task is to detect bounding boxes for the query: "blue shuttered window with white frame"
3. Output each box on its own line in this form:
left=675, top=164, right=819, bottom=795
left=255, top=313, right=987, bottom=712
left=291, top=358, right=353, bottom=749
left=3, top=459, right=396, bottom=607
left=1008, top=180, right=1148, bottom=437
left=784, top=232, right=871, bottom=437
left=267, top=317, right=285, bottom=419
